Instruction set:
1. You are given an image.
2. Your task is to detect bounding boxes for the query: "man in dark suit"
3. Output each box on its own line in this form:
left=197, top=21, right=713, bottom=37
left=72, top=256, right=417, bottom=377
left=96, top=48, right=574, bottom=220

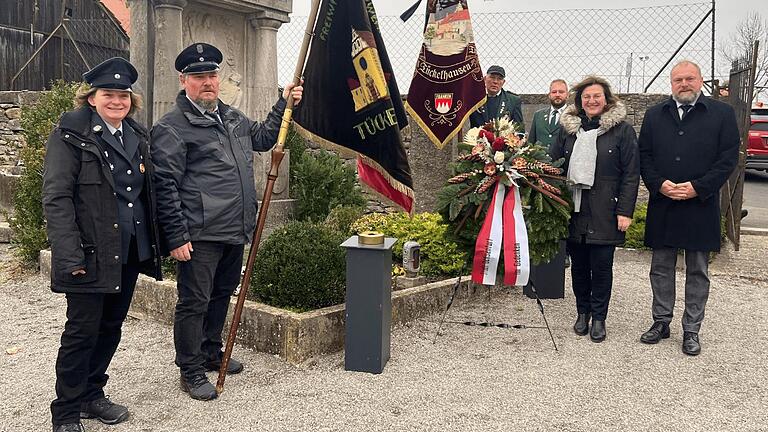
left=469, top=65, right=524, bottom=130
left=638, top=60, right=739, bottom=356
left=528, top=79, right=568, bottom=150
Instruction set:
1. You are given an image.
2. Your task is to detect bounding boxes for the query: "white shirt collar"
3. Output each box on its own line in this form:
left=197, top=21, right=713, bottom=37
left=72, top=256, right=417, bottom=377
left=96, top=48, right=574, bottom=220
left=550, top=105, right=565, bottom=113
left=101, top=119, right=123, bottom=136
left=675, top=94, right=700, bottom=108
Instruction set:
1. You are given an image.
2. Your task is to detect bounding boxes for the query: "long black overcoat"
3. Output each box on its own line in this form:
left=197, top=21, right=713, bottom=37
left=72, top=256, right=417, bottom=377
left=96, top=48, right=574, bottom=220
left=638, top=96, right=739, bottom=252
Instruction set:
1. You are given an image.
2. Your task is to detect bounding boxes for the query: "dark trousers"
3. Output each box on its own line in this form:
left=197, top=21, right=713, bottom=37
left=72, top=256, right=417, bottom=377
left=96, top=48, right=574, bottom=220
left=51, top=242, right=141, bottom=426
left=650, top=248, right=710, bottom=333
left=566, top=240, right=616, bottom=321
left=174, top=242, right=243, bottom=378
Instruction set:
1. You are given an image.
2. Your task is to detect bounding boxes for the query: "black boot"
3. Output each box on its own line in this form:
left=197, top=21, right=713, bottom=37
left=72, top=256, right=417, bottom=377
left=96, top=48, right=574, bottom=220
left=640, top=321, right=670, bottom=344
left=590, top=319, right=606, bottom=342
left=573, top=313, right=590, bottom=336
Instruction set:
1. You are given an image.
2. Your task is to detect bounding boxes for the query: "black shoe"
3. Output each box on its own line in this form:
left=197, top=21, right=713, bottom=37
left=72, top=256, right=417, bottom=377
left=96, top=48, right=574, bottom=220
left=80, top=397, right=129, bottom=425
left=180, top=374, right=218, bottom=401
left=53, top=423, right=84, bottom=432
left=682, top=332, right=701, bottom=356
left=204, top=356, right=244, bottom=374
left=590, top=319, right=606, bottom=342
left=573, top=313, right=590, bottom=336
left=640, top=321, right=670, bottom=344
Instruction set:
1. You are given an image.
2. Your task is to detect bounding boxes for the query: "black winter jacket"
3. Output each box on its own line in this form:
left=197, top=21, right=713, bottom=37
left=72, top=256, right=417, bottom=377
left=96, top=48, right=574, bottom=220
left=549, top=102, right=640, bottom=245
left=150, top=91, right=286, bottom=252
left=42, top=106, right=162, bottom=293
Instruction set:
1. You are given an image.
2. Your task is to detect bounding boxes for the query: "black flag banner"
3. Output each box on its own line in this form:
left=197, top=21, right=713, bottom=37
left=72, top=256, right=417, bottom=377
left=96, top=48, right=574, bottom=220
left=293, top=0, right=415, bottom=213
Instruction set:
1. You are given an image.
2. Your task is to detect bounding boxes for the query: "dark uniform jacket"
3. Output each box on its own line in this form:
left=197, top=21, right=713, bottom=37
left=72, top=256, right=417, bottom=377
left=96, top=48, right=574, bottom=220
left=469, top=89, right=524, bottom=131
left=150, top=91, right=286, bottom=252
left=639, top=96, right=739, bottom=251
left=528, top=106, right=563, bottom=150
left=550, top=102, right=640, bottom=245
left=42, top=106, right=162, bottom=294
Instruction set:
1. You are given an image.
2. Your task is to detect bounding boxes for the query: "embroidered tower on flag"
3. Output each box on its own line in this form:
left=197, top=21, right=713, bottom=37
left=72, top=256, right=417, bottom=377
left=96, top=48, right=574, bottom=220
left=405, top=0, right=486, bottom=149
left=293, top=0, right=414, bottom=213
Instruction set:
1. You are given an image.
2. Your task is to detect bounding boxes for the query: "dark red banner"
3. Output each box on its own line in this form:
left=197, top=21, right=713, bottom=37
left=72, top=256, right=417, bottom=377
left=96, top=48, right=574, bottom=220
left=405, top=0, right=486, bottom=149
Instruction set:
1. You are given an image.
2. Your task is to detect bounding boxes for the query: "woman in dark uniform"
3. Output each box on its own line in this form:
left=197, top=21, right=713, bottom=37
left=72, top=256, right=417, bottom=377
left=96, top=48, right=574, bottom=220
left=42, top=57, right=162, bottom=432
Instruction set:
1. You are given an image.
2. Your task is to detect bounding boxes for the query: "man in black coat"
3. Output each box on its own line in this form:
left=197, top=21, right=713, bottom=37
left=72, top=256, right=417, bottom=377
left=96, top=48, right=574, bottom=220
left=150, top=43, right=302, bottom=400
left=469, top=65, right=524, bottom=130
left=638, top=60, right=739, bottom=356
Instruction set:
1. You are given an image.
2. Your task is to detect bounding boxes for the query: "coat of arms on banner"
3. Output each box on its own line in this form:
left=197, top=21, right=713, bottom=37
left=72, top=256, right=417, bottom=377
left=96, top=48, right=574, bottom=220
left=406, top=0, right=486, bottom=149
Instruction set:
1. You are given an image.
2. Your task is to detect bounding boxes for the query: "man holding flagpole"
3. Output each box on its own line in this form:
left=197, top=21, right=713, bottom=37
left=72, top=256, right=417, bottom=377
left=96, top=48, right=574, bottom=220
left=150, top=42, right=302, bottom=401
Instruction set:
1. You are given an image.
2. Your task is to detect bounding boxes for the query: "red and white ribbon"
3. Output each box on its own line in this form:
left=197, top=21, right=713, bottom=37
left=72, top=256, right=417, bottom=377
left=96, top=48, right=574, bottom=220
left=471, top=182, right=530, bottom=286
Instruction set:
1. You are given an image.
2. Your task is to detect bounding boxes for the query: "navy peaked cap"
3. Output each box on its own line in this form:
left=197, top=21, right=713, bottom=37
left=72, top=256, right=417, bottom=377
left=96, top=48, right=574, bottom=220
left=175, top=43, right=222, bottom=74
left=82, top=57, right=137, bottom=91
left=487, top=65, right=505, bottom=78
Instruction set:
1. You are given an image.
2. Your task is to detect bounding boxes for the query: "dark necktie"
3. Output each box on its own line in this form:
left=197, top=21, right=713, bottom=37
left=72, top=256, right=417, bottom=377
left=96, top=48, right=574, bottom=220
left=549, top=110, right=559, bottom=128
left=206, top=110, right=221, bottom=125
left=680, top=104, right=693, bottom=120
left=113, top=130, right=124, bottom=148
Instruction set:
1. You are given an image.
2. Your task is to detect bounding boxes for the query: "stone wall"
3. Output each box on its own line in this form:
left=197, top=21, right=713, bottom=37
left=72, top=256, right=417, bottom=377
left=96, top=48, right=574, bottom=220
left=0, top=91, right=41, bottom=169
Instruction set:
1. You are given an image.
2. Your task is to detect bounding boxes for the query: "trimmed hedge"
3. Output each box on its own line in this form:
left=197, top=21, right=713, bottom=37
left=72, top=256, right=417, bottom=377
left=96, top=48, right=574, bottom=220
left=250, top=221, right=347, bottom=312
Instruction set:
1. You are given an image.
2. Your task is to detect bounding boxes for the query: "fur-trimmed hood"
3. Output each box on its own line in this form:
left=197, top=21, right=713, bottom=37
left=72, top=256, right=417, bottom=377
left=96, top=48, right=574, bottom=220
left=560, top=101, right=627, bottom=135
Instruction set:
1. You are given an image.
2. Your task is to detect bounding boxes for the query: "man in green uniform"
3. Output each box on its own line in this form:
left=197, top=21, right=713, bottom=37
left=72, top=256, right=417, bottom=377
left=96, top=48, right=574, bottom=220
left=469, top=65, right=524, bottom=130
left=528, top=79, right=568, bottom=150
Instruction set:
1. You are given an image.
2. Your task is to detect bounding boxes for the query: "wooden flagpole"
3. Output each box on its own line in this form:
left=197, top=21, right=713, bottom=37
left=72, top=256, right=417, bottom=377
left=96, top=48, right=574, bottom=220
left=216, top=0, right=323, bottom=394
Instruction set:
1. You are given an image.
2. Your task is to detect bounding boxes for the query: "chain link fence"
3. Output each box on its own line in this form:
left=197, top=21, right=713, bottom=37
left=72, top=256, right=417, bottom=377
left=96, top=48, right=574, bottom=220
left=277, top=2, right=715, bottom=95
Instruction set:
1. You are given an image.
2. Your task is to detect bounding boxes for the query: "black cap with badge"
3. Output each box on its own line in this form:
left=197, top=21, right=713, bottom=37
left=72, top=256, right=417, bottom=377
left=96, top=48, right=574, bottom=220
left=82, top=57, right=137, bottom=91
left=486, top=65, right=505, bottom=78
left=175, top=42, right=223, bottom=74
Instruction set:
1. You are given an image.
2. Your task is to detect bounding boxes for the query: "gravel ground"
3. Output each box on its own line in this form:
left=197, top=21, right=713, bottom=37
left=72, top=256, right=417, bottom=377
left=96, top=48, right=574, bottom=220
left=1, top=238, right=767, bottom=432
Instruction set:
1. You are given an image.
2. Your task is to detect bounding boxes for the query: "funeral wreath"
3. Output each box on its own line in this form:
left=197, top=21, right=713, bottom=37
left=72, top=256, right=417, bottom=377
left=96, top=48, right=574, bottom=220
left=437, top=118, right=572, bottom=285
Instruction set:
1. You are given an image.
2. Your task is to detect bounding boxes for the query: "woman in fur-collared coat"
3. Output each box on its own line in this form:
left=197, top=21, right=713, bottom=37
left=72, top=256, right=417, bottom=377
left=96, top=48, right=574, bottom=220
left=549, top=75, right=640, bottom=343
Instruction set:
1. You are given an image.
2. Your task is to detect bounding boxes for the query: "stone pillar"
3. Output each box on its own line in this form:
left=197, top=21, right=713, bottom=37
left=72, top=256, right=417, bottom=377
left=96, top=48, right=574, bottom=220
left=246, top=11, right=288, bottom=120
left=127, top=0, right=154, bottom=127
left=152, top=0, right=187, bottom=122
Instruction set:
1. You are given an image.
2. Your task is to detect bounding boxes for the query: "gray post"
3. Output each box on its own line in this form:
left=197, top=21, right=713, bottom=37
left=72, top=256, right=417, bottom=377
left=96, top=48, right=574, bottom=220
left=340, top=236, right=396, bottom=374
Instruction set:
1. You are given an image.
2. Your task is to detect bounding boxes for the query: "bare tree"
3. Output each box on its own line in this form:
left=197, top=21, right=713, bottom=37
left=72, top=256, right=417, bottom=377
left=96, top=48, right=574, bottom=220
left=720, top=12, right=768, bottom=100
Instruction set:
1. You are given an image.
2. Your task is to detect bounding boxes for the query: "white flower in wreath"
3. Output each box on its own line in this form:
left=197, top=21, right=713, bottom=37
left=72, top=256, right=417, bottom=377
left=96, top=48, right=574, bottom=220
left=493, top=151, right=505, bottom=164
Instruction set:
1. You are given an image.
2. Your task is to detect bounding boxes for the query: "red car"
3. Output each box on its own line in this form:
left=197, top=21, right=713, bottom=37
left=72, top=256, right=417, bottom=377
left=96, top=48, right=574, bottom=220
left=747, top=117, right=768, bottom=171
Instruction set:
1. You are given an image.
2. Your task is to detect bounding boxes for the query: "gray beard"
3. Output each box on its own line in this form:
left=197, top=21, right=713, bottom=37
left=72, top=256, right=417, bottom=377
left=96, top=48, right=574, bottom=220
left=194, top=98, right=218, bottom=112
left=673, top=91, right=700, bottom=105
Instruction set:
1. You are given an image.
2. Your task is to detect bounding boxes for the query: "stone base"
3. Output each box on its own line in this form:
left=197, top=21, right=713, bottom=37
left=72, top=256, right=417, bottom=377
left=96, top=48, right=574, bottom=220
left=0, top=171, right=19, bottom=213
left=40, top=249, right=475, bottom=364
left=394, top=275, right=426, bottom=291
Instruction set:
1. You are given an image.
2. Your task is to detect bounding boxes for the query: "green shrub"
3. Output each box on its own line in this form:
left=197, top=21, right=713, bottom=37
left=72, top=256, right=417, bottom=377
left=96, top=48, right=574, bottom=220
left=285, top=122, right=307, bottom=183
left=291, top=149, right=365, bottom=222
left=250, top=221, right=347, bottom=312
left=324, top=205, right=365, bottom=236
left=350, top=212, right=466, bottom=277
left=161, top=256, right=178, bottom=279
left=5, top=81, right=79, bottom=265
left=621, top=203, right=648, bottom=249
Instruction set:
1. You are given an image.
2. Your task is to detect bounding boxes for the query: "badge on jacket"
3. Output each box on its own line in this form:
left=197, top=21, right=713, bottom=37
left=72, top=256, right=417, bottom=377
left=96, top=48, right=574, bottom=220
left=139, top=163, right=146, bottom=174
